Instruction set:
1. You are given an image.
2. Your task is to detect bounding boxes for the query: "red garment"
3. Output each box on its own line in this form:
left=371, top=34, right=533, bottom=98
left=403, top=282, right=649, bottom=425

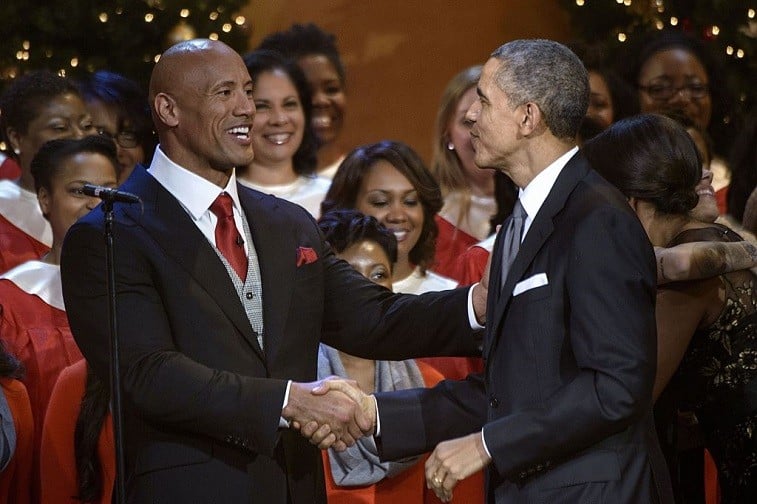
left=416, top=356, right=484, bottom=382
left=704, top=449, right=721, bottom=504
left=0, top=214, right=49, bottom=274
left=0, top=157, right=21, bottom=181
left=433, top=215, right=478, bottom=282
left=0, top=279, right=82, bottom=457
left=716, top=185, right=728, bottom=216
left=322, top=361, right=485, bottom=504
left=420, top=243, right=490, bottom=380
left=40, top=360, right=115, bottom=504
left=0, top=378, right=33, bottom=504
left=450, top=244, right=490, bottom=287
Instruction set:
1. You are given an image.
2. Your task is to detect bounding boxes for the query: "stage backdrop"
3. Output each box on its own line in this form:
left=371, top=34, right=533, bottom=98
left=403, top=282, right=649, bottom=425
left=243, top=0, right=571, bottom=164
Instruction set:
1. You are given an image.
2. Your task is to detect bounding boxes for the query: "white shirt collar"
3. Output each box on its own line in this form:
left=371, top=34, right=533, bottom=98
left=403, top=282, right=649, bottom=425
left=519, top=146, right=579, bottom=225
left=146, top=146, right=242, bottom=220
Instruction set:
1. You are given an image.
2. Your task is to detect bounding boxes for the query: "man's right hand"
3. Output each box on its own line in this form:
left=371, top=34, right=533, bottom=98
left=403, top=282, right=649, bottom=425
left=283, top=377, right=373, bottom=451
left=311, top=378, right=377, bottom=433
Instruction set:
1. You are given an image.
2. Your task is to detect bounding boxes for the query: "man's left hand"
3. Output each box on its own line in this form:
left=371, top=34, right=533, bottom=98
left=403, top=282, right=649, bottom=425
left=425, top=432, right=492, bottom=502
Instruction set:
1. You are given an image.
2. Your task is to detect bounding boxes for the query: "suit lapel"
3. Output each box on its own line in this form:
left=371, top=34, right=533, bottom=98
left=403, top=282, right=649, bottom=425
left=119, top=167, right=264, bottom=359
left=488, top=153, right=590, bottom=344
left=238, top=187, right=296, bottom=367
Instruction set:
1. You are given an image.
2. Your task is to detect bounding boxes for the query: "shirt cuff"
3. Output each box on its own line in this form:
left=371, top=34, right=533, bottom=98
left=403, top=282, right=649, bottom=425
left=279, top=380, right=292, bottom=428
left=468, top=283, right=485, bottom=330
left=374, top=397, right=381, bottom=437
left=481, top=428, right=491, bottom=458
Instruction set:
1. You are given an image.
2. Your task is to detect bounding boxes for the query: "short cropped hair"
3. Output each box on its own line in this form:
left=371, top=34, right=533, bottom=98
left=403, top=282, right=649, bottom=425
left=490, top=39, right=589, bottom=139
left=318, top=208, right=398, bottom=267
left=31, top=135, right=117, bottom=193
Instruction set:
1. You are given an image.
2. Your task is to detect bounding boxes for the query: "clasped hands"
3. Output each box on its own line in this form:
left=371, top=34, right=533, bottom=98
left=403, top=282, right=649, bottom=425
left=282, top=376, right=376, bottom=452
left=283, top=378, right=491, bottom=501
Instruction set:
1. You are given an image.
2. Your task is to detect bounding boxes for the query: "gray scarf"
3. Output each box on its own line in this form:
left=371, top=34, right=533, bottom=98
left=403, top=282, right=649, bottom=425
left=0, top=385, right=17, bottom=471
left=317, top=344, right=426, bottom=486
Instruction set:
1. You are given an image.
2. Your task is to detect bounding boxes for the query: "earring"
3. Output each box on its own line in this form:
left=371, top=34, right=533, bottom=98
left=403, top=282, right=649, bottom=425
left=447, top=142, right=455, bottom=151
left=13, top=148, right=20, bottom=155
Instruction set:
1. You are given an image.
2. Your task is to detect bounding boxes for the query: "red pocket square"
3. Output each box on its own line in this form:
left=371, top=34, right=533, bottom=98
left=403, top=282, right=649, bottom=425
left=296, top=246, right=318, bottom=267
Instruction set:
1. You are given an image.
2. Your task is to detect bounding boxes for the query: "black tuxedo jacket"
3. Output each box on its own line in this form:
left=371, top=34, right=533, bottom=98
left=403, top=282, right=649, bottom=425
left=376, top=153, right=674, bottom=503
left=60, top=165, right=478, bottom=503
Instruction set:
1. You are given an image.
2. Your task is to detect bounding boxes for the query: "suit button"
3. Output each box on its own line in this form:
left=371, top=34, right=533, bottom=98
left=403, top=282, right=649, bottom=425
left=246, top=292, right=254, bottom=299
left=489, top=395, right=499, bottom=408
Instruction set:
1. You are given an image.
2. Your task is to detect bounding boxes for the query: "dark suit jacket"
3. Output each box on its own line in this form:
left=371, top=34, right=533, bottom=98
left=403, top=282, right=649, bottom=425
left=376, top=153, right=674, bottom=503
left=60, top=165, right=478, bottom=504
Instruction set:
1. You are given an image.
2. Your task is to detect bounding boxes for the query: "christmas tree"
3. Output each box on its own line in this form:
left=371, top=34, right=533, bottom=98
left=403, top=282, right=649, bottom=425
left=0, top=0, right=251, bottom=88
left=559, top=0, right=756, bottom=152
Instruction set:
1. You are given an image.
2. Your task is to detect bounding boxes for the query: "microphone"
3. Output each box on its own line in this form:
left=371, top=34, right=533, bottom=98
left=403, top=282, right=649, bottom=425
left=82, top=184, right=141, bottom=204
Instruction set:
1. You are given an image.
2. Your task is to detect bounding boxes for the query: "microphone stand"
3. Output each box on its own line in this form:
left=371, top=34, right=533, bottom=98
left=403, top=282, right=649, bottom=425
left=103, top=199, right=126, bottom=504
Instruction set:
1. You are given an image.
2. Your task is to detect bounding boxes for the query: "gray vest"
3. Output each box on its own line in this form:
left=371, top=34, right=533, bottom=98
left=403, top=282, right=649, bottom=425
left=212, top=209, right=264, bottom=350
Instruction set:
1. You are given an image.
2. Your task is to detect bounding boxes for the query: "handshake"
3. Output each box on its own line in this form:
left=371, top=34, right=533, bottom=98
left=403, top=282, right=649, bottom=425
left=282, top=376, right=377, bottom=451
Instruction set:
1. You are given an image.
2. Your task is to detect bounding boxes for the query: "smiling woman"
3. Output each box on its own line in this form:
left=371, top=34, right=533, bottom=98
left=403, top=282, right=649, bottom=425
left=237, top=49, right=329, bottom=217
left=0, top=71, right=98, bottom=274
left=258, top=23, right=348, bottom=179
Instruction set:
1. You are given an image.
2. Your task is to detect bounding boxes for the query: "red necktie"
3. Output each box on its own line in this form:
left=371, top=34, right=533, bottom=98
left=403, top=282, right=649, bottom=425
left=210, top=193, right=248, bottom=282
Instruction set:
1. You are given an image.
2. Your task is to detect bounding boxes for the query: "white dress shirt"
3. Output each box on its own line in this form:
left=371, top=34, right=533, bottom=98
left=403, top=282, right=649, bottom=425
left=147, top=146, right=248, bottom=255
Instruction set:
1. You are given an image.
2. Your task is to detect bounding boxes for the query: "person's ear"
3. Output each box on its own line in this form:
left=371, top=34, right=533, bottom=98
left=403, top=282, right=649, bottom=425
left=154, top=93, right=179, bottom=128
left=6, top=127, right=21, bottom=155
left=520, top=102, right=541, bottom=136
left=37, top=187, right=51, bottom=219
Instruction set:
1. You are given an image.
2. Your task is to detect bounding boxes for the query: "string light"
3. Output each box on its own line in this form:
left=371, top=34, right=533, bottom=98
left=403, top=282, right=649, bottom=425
left=234, top=15, right=245, bottom=26
left=618, top=32, right=627, bottom=42
left=575, top=0, right=584, bottom=6
left=737, top=48, right=745, bottom=58
left=209, top=11, right=219, bottom=20
left=655, top=20, right=664, bottom=30
left=209, top=33, right=219, bottom=40
left=623, top=0, right=632, bottom=6
left=670, top=16, right=678, bottom=26
left=70, top=57, right=78, bottom=67
left=727, top=45, right=735, bottom=55
left=749, top=9, right=756, bottom=19
left=222, top=23, right=232, bottom=33
left=22, top=41, right=30, bottom=50
left=99, top=12, right=108, bottom=23
left=180, top=9, right=190, bottom=18
left=712, top=25, right=720, bottom=36
left=145, top=13, right=154, bottom=22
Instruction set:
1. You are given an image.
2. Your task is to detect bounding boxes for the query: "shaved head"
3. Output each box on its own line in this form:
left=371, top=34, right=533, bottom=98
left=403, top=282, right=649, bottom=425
left=149, top=39, right=238, bottom=122
left=147, top=38, right=255, bottom=185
